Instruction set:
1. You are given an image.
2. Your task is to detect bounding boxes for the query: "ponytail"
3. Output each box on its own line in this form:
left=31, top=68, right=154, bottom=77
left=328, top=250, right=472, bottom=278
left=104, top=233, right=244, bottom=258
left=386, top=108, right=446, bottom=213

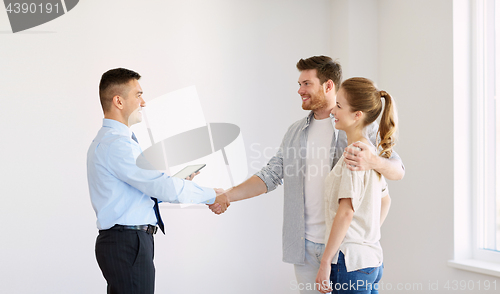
left=340, top=78, right=398, bottom=161
left=377, top=91, right=397, bottom=159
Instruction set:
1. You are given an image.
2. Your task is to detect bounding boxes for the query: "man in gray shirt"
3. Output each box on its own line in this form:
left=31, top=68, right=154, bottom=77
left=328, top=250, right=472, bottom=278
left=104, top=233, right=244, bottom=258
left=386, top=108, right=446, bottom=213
left=210, top=56, right=404, bottom=293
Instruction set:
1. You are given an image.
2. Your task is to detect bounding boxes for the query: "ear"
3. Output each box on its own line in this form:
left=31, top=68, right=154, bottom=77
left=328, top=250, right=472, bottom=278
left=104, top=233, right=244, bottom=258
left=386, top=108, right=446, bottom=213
left=112, top=95, right=125, bottom=110
left=354, top=111, right=363, bottom=121
left=324, top=79, right=335, bottom=93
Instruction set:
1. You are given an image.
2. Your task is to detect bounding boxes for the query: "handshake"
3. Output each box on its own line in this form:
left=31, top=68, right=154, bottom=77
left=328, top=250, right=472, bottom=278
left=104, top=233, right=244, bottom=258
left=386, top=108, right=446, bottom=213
left=209, top=188, right=231, bottom=215
left=185, top=172, right=230, bottom=214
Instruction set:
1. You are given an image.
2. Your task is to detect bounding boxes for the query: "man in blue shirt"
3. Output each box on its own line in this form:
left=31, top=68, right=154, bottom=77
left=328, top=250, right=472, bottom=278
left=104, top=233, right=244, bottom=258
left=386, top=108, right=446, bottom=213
left=87, top=68, right=229, bottom=294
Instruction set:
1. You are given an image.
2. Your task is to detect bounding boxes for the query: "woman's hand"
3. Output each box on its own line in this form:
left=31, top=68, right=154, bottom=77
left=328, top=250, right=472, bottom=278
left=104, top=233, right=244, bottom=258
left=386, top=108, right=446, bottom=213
left=315, top=262, right=333, bottom=293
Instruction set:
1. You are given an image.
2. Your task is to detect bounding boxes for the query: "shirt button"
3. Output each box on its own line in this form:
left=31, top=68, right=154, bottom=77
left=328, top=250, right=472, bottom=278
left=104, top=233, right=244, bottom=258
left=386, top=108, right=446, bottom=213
left=301, top=237, right=304, bottom=240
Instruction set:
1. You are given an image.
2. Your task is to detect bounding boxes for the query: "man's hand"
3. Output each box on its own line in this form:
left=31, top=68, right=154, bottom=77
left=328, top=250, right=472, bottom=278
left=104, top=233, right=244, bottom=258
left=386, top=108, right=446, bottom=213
left=343, top=141, right=379, bottom=171
left=315, top=262, right=333, bottom=293
left=185, top=171, right=200, bottom=181
left=208, top=188, right=230, bottom=215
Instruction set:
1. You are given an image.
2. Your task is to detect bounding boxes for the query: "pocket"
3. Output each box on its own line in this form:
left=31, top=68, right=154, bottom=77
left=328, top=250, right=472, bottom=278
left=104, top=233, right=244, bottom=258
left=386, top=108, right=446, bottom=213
left=131, top=232, right=142, bottom=266
left=356, top=267, right=376, bottom=275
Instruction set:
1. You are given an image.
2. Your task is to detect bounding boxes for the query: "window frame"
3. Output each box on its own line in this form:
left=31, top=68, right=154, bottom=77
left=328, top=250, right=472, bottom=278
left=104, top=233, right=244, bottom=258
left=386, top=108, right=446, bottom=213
left=450, top=0, right=500, bottom=277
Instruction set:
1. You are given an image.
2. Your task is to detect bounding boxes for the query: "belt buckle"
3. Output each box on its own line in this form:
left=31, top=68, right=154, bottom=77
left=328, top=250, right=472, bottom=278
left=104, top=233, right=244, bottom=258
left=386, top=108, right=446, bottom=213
left=147, top=225, right=158, bottom=235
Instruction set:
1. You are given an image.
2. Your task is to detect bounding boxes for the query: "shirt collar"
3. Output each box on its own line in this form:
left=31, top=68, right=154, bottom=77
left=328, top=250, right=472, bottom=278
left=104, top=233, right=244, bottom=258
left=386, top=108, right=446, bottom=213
left=305, top=111, right=336, bottom=125
left=102, top=119, right=132, bottom=137
left=305, top=111, right=314, bottom=126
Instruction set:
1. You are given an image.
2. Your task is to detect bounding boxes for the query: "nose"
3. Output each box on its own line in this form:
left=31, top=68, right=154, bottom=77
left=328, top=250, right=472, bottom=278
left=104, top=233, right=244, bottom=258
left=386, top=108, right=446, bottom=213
left=298, top=85, right=305, bottom=95
left=140, top=97, right=146, bottom=107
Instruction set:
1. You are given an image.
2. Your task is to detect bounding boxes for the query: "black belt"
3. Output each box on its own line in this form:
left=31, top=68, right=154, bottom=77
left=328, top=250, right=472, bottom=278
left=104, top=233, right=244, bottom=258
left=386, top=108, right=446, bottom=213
left=104, top=224, right=158, bottom=235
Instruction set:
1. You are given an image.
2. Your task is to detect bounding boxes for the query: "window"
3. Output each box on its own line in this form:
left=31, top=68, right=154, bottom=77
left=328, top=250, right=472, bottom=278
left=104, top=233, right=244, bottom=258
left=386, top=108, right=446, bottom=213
left=450, top=0, right=500, bottom=277
left=473, top=0, right=500, bottom=256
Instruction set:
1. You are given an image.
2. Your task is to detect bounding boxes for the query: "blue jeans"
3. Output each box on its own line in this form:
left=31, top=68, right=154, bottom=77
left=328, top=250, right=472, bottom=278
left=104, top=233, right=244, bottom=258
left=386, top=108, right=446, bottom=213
left=330, top=252, right=383, bottom=294
left=293, top=239, right=325, bottom=294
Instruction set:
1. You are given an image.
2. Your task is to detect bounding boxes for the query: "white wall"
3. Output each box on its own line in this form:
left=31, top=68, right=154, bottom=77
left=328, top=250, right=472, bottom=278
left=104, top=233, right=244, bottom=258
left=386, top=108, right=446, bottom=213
left=376, top=0, right=454, bottom=289
left=331, top=0, right=379, bottom=81
left=0, top=1, right=332, bottom=293
left=2, top=0, right=499, bottom=293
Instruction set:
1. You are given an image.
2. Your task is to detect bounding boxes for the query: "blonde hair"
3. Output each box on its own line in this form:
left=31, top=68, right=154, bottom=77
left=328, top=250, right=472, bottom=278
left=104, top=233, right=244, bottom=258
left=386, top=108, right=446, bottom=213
left=340, top=77, right=398, bottom=159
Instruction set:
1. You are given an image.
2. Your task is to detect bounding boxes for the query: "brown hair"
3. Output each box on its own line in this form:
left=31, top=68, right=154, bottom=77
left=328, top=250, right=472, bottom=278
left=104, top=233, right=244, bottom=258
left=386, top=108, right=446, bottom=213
left=340, top=77, right=397, bottom=159
left=99, top=68, right=141, bottom=112
left=296, top=56, right=342, bottom=91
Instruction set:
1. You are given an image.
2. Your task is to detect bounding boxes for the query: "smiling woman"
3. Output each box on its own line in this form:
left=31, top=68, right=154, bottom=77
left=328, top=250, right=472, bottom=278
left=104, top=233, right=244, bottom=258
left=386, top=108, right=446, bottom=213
left=333, top=78, right=397, bottom=158
left=316, top=77, right=397, bottom=294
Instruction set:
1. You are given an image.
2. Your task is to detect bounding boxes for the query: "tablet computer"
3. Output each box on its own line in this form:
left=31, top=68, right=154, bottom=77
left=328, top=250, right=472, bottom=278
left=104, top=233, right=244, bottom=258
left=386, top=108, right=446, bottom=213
left=172, top=164, right=206, bottom=179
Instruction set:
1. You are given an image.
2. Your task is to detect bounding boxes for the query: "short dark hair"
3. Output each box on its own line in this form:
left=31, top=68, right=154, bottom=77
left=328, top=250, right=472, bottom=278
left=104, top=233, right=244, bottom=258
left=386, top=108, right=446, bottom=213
left=296, top=56, right=342, bottom=91
left=99, top=68, right=141, bottom=112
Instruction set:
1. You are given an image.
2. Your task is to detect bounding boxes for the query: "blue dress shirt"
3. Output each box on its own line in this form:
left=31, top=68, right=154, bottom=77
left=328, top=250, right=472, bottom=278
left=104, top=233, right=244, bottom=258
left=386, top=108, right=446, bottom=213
left=87, top=119, right=216, bottom=230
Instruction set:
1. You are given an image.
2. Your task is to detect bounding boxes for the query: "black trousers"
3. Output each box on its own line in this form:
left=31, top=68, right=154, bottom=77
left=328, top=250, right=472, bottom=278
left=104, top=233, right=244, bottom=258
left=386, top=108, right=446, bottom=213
left=95, top=228, right=155, bottom=294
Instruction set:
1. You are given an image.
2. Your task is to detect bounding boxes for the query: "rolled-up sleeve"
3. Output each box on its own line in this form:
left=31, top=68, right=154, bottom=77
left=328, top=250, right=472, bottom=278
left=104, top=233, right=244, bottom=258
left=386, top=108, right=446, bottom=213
left=255, top=142, right=285, bottom=193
